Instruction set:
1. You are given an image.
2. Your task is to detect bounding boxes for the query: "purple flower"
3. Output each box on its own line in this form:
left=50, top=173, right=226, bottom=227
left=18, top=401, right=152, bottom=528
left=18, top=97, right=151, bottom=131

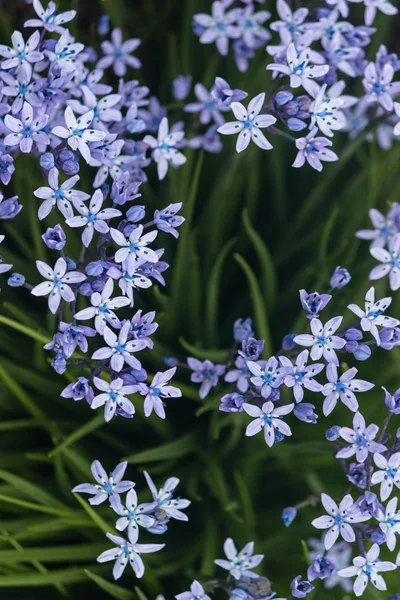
left=214, top=538, right=264, bottom=580
left=211, top=76, right=247, bottom=108
left=75, top=276, right=129, bottom=336
left=187, top=358, right=226, bottom=399
left=364, top=0, right=398, bottom=26
left=72, top=460, right=135, bottom=505
left=379, top=327, right=400, bottom=350
left=371, top=452, right=400, bottom=501
left=218, top=93, right=276, bottom=153
left=224, top=356, right=252, bottom=393
left=133, top=367, right=181, bottom=419
left=267, top=43, right=329, bottom=96
left=4, top=102, right=48, bottom=153
left=330, top=266, right=351, bottom=289
left=282, top=333, right=297, bottom=350
left=143, top=117, right=186, bottom=180
left=0, top=153, right=15, bottom=184
left=97, top=533, right=164, bottom=580
left=144, top=470, right=190, bottom=532
left=294, top=402, right=318, bottom=423
left=370, top=232, right=400, bottom=290
left=322, top=364, right=374, bottom=416
left=383, top=386, right=400, bottom=414
left=92, top=377, right=136, bottom=422
left=66, top=190, right=121, bottom=248
left=42, top=224, right=66, bottom=250
left=347, top=461, right=371, bottom=489
left=98, top=28, right=141, bottom=76
left=7, top=273, right=25, bottom=287
left=326, top=425, right=341, bottom=441
left=0, top=30, right=43, bottom=79
left=52, top=106, right=106, bottom=164
left=299, top=289, right=332, bottom=319
left=243, top=401, right=294, bottom=447
left=354, top=344, right=372, bottom=361
left=281, top=506, right=297, bottom=527
left=110, top=224, right=159, bottom=271
left=153, top=202, right=185, bottom=238
left=290, top=576, right=315, bottom=598
left=130, top=309, right=158, bottom=347
left=273, top=90, right=310, bottom=132
left=238, top=337, right=264, bottom=361
left=293, top=127, right=339, bottom=172
left=312, top=493, right=370, bottom=550
left=34, top=167, right=90, bottom=221
left=172, top=75, right=192, bottom=101
left=363, top=62, right=400, bottom=111
left=247, top=356, right=288, bottom=398
left=336, top=411, right=387, bottom=462
left=307, top=555, right=335, bottom=581
left=61, top=376, right=94, bottom=404
left=338, top=543, right=396, bottom=597
left=356, top=207, right=398, bottom=248
left=219, top=392, right=245, bottom=412
left=185, top=83, right=227, bottom=126
left=348, top=286, right=400, bottom=345
left=234, top=318, right=254, bottom=341
left=0, top=193, right=22, bottom=219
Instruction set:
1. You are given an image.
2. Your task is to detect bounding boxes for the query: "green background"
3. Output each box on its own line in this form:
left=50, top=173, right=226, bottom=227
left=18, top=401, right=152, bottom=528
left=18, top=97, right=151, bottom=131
left=0, top=0, right=399, bottom=598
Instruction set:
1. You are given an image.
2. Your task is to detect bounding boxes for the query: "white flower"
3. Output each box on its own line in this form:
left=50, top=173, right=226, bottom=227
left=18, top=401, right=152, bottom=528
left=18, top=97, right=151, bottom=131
left=97, top=28, right=141, bottom=76
left=31, top=257, right=86, bottom=314
left=338, top=543, right=396, bottom=596
left=92, top=321, right=147, bottom=372
left=143, top=117, right=186, bottom=180
left=214, top=538, right=264, bottom=580
left=110, top=225, right=159, bottom=272
left=267, top=43, right=329, bottom=96
left=312, top=493, right=370, bottom=550
left=45, top=30, right=84, bottom=72
left=193, top=1, right=241, bottom=56
left=0, top=30, right=43, bottom=79
left=310, top=83, right=346, bottom=137
left=294, top=316, right=346, bottom=365
left=356, top=207, right=397, bottom=248
left=52, top=106, right=106, bottom=164
left=133, top=367, right=182, bottom=419
left=4, top=101, right=48, bottom=153
left=279, top=349, right=324, bottom=403
left=68, top=93, right=122, bottom=132
left=92, top=376, right=136, bottom=422
left=107, top=264, right=152, bottom=307
left=24, top=0, right=76, bottom=34
left=110, top=488, right=156, bottom=544
left=74, top=277, right=130, bottom=334
left=66, top=189, right=121, bottom=247
left=322, top=364, right=374, bottom=415
left=243, top=401, right=294, bottom=447
left=364, top=0, right=397, bottom=26
left=377, top=497, right=400, bottom=551
left=369, top=232, right=400, bottom=291
left=217, top=92, right=276, bottom=153
left=336, top=412, right=386, bottom=462
left=371, top=452, right=400, bottom=501
left=348, top=286, right=400, bottom=345
left=237, top=4, right=271, bottom=48
left=34, top=167, right=90, bottom=220
left=143, top=471, right=190, bottom=523
left=97, top=533, right=164, bottom=580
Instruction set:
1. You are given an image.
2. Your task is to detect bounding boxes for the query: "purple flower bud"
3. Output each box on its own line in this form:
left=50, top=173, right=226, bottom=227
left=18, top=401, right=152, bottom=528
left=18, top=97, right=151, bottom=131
left=238, top=337, right=264, bottom=361
left=379, top=327, right=400, bottom=350
left=7, top=272, right=25, bottom=287
left=345, top=328, right=363, bottom=341
left=299, top=290, right=331, bottom=319
left=163, top=357, right=178, bottom=367
left=42, top=225, right=66, bottom=250
left=126, top=205, right=146, bottom=222
left=388, top=595, right=400, bottom=600
left=0, top=153, right=15, bottom=185
left=91, top=276, right=107, bottom=292
left=290, top=576, right=314, bottom=598
left=43, top=39, right=57, bottom=52
left=79, top=282, right=93, bottom=296
left=307, top=555, right=335, bottom=581
left=294, top=403, right=318, bottom=424
left=383, top=386, right=400, bottom=414
left=233, top=318, right=253, bottom=342
left=326, top=425, right=341, bottom=441
left=65, top=257, right=76, bottom=270
left=287, top=117, right=308, bottom=131
left=97, top=15, right=110, bottom=36
left=212, top=76, right=247, bottom=108
left=281, top=506, right=297, bottom=527
left=368, top=528, right=386, bottom=544
left=347, top=462, right=372, bottom=489
left=172, top=75, right=192, bottom=101
left=61, top=377, right=94, bottom=404
left=282, top=333, right=297, bottom=350
left=40, top=152, right=55, bottom=171
left=275, top=91, right=293, bottom=106
left=354, top=344, right=371, bottom=361
left=101, top=184, right=110, bottom=200
left=396, top=427, right=400, bottom=440
left=86, top=261, right=105, bottom=277
left=219, top=392, right=245, bottom=413
left=0, top=196, right=22, bottom=219
left=51, top=352, right=67, bottom=375
left=344, top=340, right=359, bottom=353
left=274, top=430, right=285, bottom=443
left=330, top=266, right=351, bottom=289
left=355, top=491, right=379, bottom=517
left=58, top=150, right=79, bottom=175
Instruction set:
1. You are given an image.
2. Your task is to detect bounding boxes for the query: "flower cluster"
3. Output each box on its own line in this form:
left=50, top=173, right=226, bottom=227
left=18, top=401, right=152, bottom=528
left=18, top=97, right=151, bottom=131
left=73, top=460, right=190, bottom=579
left=0, top=4, right=192, bottom=425
left=192, top=0, right=400, bottom=170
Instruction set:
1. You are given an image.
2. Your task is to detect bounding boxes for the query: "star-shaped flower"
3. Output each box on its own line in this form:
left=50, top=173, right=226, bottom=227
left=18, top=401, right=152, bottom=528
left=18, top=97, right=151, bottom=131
left=312, top=493, right=370, bottom=550
left=338, top=543, right=396, bottom=597
left=348, top=287, right=400, bottom=345
left=243, top=401, right=294, bottom=447
left=294, top=317, right=346, bottom=365
left=322, top=364, right=374, bottom=415
left=214, top=538, right=264, bottom=580
left=31, top=257, right=86, bottom=314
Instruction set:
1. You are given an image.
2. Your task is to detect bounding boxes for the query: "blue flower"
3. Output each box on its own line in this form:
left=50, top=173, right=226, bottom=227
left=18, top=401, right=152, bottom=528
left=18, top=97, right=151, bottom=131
left=72, top=460, right=135, bottom=505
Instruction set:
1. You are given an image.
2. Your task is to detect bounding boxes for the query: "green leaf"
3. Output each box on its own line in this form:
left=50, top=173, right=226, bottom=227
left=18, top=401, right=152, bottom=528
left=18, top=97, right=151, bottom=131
left=205, top=238, right=236, bottom=346
left=0, top=567, right=95, bottom=587
left=0, top=494, right=74, bottom=518
left=72, top=493, right=114, bottom=535
left=85, top=570, right=136, bottom=600
left=233, top=253, right=271, bottom=355
left=0, top=316, right=49, bottom=344
left=178, top=338, right=228, bottom=363
left=124, top=432, right=196, bottom=463
left=0, top=470, right=69, bottom=510
left=0, top=543, right=105, bottom=563
left=48, top=414, right=104, bottom=458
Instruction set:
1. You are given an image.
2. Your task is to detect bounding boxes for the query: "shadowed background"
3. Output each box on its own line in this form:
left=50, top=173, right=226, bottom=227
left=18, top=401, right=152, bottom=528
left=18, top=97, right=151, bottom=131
left=0, top=0, right=399, bottom=598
